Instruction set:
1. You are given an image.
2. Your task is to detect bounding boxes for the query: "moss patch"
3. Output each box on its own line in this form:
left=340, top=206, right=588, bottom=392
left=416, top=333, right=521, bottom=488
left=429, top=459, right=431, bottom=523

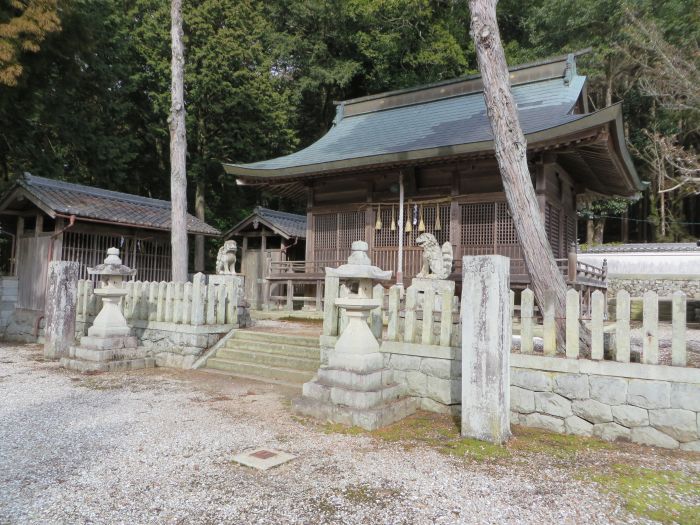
left=371, top=411, right=509, bottom=461
left=590, top=465, right=700, bottom=524
left=510, top=426, right=615, bottom=459
left=341, top=484, right=401, bottom=505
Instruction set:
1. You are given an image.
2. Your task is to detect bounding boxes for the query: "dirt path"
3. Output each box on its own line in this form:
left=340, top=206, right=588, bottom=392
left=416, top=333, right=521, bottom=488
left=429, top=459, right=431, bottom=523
left=0, top=343, right=697, bottom=524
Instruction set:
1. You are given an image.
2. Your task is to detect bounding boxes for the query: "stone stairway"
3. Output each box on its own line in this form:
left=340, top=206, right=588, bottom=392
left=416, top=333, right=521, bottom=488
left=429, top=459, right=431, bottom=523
left=204, top=330, right=320, bottom=387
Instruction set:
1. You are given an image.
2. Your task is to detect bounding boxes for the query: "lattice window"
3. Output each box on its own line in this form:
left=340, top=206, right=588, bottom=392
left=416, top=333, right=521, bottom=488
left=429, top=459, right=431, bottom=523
left=460, top=202, right=494, bottom=246
left=545, top=203, right=562, bottom=257
left=565, top=215, right=577, bottom=251
left=496, top=202, right=518, bottom=245
left=313, top=213, right=338, bottom=264
left=374, top=206, right=398, bottom=248
left=62, top=231, right=172, bottom=282
left=337, top=211, right=364, bottom=259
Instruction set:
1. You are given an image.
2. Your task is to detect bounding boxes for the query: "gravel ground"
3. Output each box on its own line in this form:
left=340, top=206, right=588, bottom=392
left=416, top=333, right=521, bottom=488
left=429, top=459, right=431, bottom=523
left=1, top=343, right=698, bottom=524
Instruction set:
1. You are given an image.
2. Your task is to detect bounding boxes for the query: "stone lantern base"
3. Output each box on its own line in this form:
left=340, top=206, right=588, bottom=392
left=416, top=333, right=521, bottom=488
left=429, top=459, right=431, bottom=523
left=293, top=364, right=417, bottom=431
left=60, top=335, right=154, bottom=373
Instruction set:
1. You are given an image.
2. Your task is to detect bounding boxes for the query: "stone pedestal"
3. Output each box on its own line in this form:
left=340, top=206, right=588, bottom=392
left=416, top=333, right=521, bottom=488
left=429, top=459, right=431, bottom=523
left=60, top=335, right=154, bottom=373
left=293, top=241, right=416, bottom=430
left=410, top=277, right=455, bottom=311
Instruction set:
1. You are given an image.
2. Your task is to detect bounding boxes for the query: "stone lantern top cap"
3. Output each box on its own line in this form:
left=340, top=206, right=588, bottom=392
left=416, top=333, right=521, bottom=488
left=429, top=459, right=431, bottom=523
left=325, top=239, right=392, bottom=280
left=87, top=247, right=137, bottom=277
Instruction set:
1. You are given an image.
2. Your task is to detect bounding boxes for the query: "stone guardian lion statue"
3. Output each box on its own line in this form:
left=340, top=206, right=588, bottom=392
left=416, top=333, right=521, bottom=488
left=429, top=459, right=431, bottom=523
left=415, top=233, right=453, bottom=279
left=216, top=240, right=238, bottom=275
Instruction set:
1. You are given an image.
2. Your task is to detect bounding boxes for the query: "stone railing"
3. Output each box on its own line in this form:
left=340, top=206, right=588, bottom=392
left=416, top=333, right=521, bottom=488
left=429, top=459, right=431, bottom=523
left=76, top=273, right=247, bottom=368
left=322, top=276, right=460, bottom=349
left=518, top=288, right=691, bottom=367
left=77, top=273, right=242, bottom=327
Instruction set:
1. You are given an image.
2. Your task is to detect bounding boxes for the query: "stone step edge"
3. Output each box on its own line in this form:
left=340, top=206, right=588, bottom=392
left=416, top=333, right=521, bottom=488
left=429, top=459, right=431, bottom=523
left=224, top=339, right=321, bottom=355
left=232, top=331, right=319, bottom=346
left=206, top=357, right=316, bottom=377
left=216, top=348, right=319, bottom=366
left=198, top=368, right=304, bottom=389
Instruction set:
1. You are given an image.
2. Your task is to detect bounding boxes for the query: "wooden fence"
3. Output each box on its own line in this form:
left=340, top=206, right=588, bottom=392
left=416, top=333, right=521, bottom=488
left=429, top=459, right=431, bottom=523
left=77, top=273, right=240, bottom=326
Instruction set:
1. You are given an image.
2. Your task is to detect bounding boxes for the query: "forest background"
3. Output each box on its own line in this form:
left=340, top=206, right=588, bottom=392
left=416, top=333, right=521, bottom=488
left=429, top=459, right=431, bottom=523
left=1, top=0, right=698, bottom=267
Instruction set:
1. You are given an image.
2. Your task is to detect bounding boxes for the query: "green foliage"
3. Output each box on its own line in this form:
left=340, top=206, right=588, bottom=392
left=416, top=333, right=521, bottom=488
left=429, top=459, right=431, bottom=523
left=0, top=0, right=61, bottom=86
left=0, top=0, right=697, bottom=245
left=578, top=197, right=630, bottom=219
left=590, top=465, right=700, bottom=524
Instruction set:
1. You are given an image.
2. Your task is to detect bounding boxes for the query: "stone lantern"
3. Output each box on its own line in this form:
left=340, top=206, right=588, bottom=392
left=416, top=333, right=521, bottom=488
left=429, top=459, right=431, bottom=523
left=87, top=247, right=136, bottom=338
left=60, top=247, right=153, bottom=373
left=293, top=241, right=416, bottom=430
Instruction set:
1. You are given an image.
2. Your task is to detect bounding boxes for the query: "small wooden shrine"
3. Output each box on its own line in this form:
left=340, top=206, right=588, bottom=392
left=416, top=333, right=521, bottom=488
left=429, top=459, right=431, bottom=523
left=0, top=174, right=220, bottom=312
left=223, top=52, right=644, bottom=309
left=223, top=206, right=306, bottom=308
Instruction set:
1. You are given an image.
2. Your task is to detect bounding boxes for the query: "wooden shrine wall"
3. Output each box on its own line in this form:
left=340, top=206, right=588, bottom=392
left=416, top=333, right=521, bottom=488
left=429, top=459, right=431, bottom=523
left=305, top=158, right=578, bottom=280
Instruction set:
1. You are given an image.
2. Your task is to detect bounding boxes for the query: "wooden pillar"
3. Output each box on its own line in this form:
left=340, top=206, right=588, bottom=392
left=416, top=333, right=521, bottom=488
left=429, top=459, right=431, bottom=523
left=35, top=214, right=43, bottom=237
left=365, top=180, right=373, bottom=254
left=450, top=170, right=460, bottom=262
left=306, top=185, right=314, bottom=264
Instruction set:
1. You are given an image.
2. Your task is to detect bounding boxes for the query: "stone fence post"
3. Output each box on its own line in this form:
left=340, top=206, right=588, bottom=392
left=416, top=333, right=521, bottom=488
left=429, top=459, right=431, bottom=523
left=461, top=255, right=511, bottom=444
left=44, top=261, right=80, bottom=359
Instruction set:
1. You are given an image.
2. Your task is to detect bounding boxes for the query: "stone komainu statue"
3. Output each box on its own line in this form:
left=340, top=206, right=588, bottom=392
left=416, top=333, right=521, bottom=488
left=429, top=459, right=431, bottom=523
left=415, top=233, right=453, bottom=279
left=216, top=240, right=238, bottom=275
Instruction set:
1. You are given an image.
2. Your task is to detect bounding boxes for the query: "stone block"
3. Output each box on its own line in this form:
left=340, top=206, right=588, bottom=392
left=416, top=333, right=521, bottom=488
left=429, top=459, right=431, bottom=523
left=553, top=373, right=589, bottom=399
left=328, top=351, right=384, bottom=373
left=510, top=386, right=535, bottom=414
left=628, top=380, right=671, bottom=409
left=593, top=422, right=631, bottom=442
left=317, top=367, right=384, bottom=391
left=420, top=397, right=458, bottom=415
left=521, top=413, right=565, bottom=434
left=302, top=381, right=331, bottom=402
left=405, top=370, right=427, bottom=397
left=426, top=376, right=453, bottom=405
left=511, top=369, right=553, bottom=392
left=611, top=405, right=649, bottom=428
left=649, top=409, right=698, bottom=442
left=419, top=358, right=458, bottom=380
left=630, top=426, right=679, bottom=449
left=292, top=396, right=373, bottom=430
left=680, top=440, right=700, bottom=452
left=534, top=392, right=572, bottom=418
left=565, top=416, right=593, bottom=437
left=572, top=399, right=613, bottom=424
left=330, top=387, right=383, bottom=410
left=510, top=412, right=521, bottom=426
left=670, top=383, right=700, bottom=411
left=589, top=376, right=627, bottom=405
left=389, top=354, right=422, bottom=371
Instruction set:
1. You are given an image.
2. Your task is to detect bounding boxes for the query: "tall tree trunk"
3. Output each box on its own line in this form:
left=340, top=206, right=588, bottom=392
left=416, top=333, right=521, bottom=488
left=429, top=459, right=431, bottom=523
left=468, top=0, right=589, bottom=352
left=194, top=179, right=205, bottom=272
left=593, top=219, right=605, bottom=244
left=586, top=219, right=594, bottom=245
left=169, top=0, right=188, bottom=282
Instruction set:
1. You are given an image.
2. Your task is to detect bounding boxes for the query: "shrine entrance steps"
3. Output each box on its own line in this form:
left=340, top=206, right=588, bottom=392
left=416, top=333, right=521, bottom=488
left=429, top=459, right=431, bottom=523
left=203, top=329, right=320, bottom=388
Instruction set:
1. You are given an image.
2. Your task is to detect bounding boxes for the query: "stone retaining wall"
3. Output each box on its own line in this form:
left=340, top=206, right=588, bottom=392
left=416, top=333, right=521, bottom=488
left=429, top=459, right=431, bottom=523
left=509, top=354, right=700, bottom=450
left=76, top=318, right=233, bottom=368
left=369, top=338, right=699, bottom=450
left=608, top=274, right=700, bottom=299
